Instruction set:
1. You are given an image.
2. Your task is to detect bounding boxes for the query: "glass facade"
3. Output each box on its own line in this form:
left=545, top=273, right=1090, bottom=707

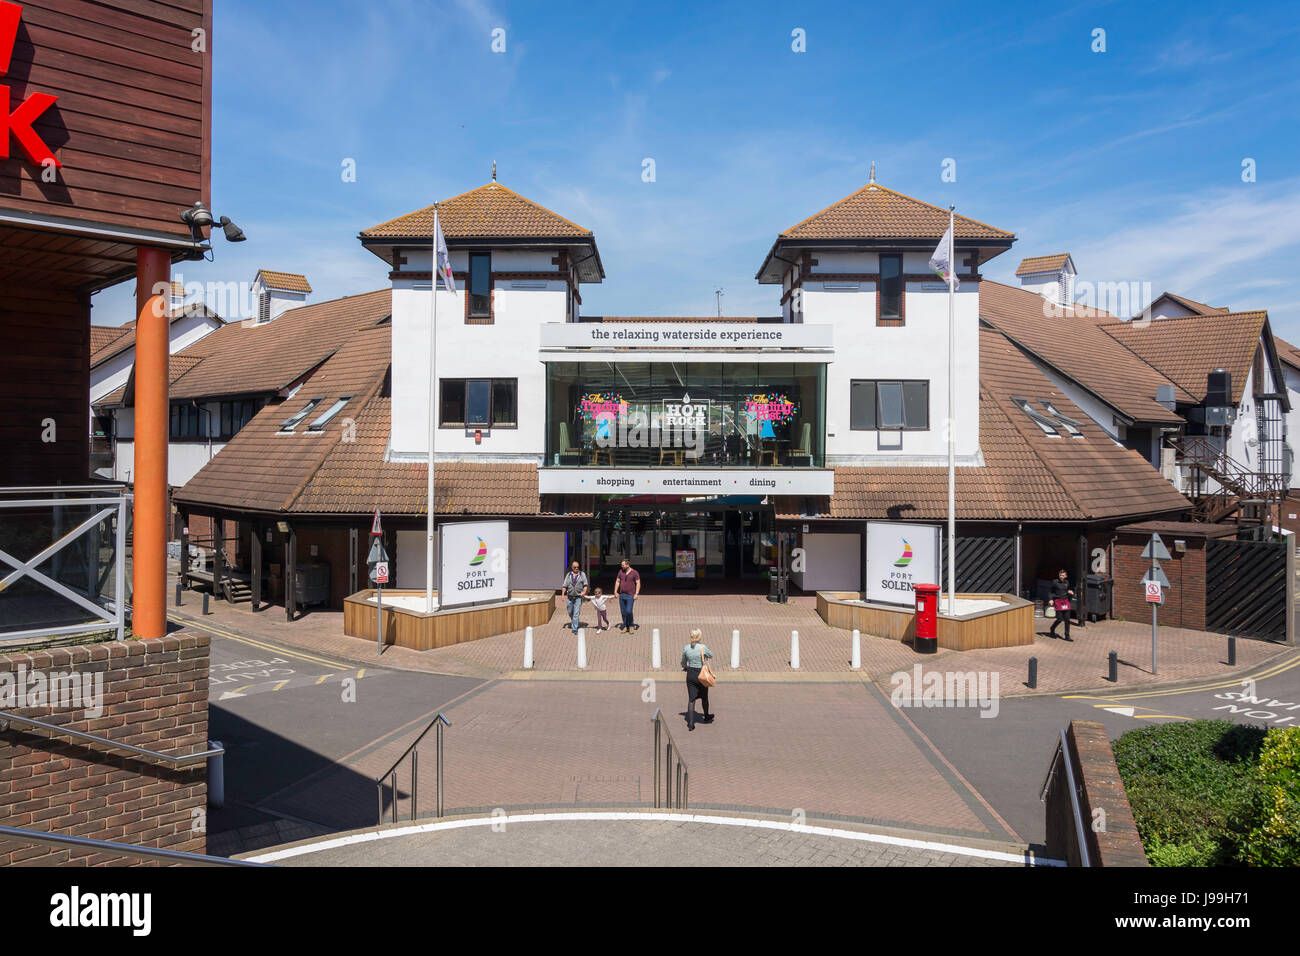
left=545, top=362, right=826, bottom=468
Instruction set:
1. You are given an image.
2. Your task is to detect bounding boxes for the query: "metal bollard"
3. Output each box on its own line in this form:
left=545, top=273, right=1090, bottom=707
left=652, top=628, right=662, bottom=669
left=523, top=625, right=534, bottom=669
left=1108, top=651, right=1118, bottom=683
left=207, top=741, right=224, bottom=809
left=202, top=591, right=209, bottom=615
left=851, top=629, right=861, bottom=670
left=175, top=578, right=182, bottom=607
left=731, top=629, right=740, bottom=670
left=790, top=630, right=800, bottom=670
left=1228, top=635, right=1237, bottom=667
left=1027, top=656, right=1037, bottom=690
left=577, top=628, right=587, bottom=669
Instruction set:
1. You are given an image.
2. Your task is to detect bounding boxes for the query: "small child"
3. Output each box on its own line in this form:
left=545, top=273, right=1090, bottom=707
left=591, top=588, right=610, bottom=631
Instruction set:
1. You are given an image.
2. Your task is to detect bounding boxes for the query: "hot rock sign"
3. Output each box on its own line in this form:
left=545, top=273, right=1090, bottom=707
left=0, top=1, right=61, bottom=167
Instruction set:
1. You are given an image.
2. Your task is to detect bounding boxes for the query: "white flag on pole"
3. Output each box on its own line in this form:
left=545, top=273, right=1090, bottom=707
left=929, top=224, right=959, bottom=291
left=434, top=210, right=456, bottom=294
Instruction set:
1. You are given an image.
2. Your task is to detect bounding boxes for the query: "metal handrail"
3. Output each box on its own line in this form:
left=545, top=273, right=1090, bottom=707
left=0, top=823, right=266, bottom=867
left=376, top=712, right=450, bottom=825
left=0, top=711, right=222, bottom=768
left=1038, top=729, right=1091, bottom=867
left=651, top=708, right=689, bottom=809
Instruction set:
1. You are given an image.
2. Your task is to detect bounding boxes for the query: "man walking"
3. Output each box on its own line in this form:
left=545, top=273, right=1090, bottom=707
left=561, top=560, right=588, bottom=634
left=615, top=558, right=641, bottom=632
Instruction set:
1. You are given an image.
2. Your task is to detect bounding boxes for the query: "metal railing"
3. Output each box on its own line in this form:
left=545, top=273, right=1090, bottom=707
left=0, top=823, right=266, bottom=867
left=0, top=484, right=129, bottom=643
left=1039, top=728, right=1091, bottom=867
left=0, top=710, right=223, bottom=769
left=651, top=708, right=689, bottom=809
left=1168, top=436, right=1288, bottom=523
left=376, top=712, right=450, bottom=825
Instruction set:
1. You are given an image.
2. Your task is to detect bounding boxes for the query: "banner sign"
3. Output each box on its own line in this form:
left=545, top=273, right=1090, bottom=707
left=438, top=519, right=510, bottom=610
left=675, top=549, right=696, bottom=579
left=540, top=323, right=833, bottom=350
left=538, top=468, right=834, bottom=496
left=864, top=521, right=941, bottom=606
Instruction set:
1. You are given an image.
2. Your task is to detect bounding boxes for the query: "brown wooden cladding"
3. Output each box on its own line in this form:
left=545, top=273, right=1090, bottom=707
left=0, top=283, right=90, bottom=485
left=0, top=0, right=211, bottom=239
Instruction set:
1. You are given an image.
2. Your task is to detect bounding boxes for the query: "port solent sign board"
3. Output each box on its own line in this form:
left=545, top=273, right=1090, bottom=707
left=863, top=521, right=941, bottom=606
left=438, top=519, right=510, bottom=610
left=538, top=468, right=835, bottom=496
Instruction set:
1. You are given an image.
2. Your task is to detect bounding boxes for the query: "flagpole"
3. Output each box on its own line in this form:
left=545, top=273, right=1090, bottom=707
left=946, top=205, right=956, bottom=617
left=426, top=206, right=438, bottom=612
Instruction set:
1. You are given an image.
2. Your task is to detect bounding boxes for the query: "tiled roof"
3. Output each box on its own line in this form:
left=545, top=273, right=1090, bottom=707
left=778, top=182, right=1014, bottom=241
left=361, top=182, right=593, bottom=240
left=173, top=327, right=393, bottom=512
left=90, top=325, right=128, bottom=355
left=166, top=290, right=390, bottom=400
left=93, top=355, right=204, bottom=410
left=256, top=270, right=312, bottom=294
left=1015, top=253, right=1071, bottom=276
left=1098, top=311, right=1268, bottom=404
left=89, top=305, right=223, bottom=368
left=827, top=329, right=1190, bottom=521
left=978, top=280, right=1190, bottom=423
left=1273, top=334, right=1300, bottom=371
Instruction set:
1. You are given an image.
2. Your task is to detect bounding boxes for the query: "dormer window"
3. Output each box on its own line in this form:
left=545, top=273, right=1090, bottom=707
left=878, top=254, right=903, bottom=326
left=279, top=398, right=322, bottom=432
left=305, top=396, right=352, bottom=432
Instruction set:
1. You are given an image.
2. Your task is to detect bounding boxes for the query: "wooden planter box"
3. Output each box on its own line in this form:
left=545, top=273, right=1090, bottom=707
left=816, top=591, right=1034, bottom=651
left=343, top=589, right=555, bottom=651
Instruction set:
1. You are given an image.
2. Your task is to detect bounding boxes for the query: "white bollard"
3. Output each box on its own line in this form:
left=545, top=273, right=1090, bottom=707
left=851, top=629, right=861, bottom=670
left=731, top=629, right=740, bottom=669
left=577, top=628, right=587, bottom=669
left=790, top=629, right=800, bottom=670
left=651, top=628, right=662, bottom=669
left=524, top=625, right=534, bottom=669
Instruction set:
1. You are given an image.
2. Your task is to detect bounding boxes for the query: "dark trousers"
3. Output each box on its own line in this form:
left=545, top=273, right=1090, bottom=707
left=619, top=593, right=635, bottom=628
left=685, top=667, right=710, bottom=728
left=1049, top=606, right=1072, bottom=638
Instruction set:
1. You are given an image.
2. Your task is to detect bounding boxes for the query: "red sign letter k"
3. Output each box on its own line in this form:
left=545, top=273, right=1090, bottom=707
left=0, top=1, right=61, bottom=167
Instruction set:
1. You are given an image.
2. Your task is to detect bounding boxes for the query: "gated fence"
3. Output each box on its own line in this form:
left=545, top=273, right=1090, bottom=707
left=941, top=536, right=1016, bottom=595
left=1206, top=538, right=1288, bottom=640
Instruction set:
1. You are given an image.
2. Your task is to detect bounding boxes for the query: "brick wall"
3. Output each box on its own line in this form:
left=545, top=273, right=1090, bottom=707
left=0, top=633, right=210, bottom=865
left=1044, top=720, right=1148, bottom=867
left=1111, top=532, right=1205, bottom=630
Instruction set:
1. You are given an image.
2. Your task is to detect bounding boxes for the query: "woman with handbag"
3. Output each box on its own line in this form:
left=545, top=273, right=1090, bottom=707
left=1047, top=569, right=1075, bottom=641
left=681, top=628, right=715, bottom=731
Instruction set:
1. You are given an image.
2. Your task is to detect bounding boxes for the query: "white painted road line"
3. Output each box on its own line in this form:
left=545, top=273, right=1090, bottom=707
left=245, top=811, right=1062, bottom=866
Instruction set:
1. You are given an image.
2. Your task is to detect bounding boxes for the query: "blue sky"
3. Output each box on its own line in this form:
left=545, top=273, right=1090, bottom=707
left=95, top=0, right=1300, bottom=336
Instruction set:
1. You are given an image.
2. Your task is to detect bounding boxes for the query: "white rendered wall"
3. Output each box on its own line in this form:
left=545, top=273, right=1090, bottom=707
left=390, top=247, right=563, bottom=460
left=803, top=252, right=980, bottom=464
left=509, top=531, right=565, bottom=588
left=1284, top=364, right=1300, bottom=489
left=791, top=532, right=861, bottom=591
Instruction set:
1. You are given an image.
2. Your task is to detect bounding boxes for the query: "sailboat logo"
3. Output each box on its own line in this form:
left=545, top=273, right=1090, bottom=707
left=894, top=539, right=914, bottom=567
left=470, top=537, right=488, bottom=566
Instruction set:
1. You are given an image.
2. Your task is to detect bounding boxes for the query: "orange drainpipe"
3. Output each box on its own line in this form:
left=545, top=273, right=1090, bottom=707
left=132, top=247, right=171, bottom=639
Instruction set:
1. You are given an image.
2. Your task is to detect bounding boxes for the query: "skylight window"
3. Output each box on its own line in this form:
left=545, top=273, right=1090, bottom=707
left=1012, top=396, right=1060, bottom=437
left=305, top=396, right=352, bottom=432
left=279, top=398, right=322, bottom=432
left=1038, top=400, right=1084, bottom=437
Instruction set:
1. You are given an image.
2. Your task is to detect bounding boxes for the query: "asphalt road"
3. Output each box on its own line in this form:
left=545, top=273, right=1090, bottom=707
left=185, top=617, right=484, bottom=836
left=905, top=643, right=1300, bottom=846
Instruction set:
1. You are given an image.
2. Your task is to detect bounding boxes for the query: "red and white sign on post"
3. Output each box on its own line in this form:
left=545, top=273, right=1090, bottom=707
left=375, top=561, right=389, bottom=585
left=371, top=508, right=383, bottom=536
left=1145, top=580, right=1163, bottom=603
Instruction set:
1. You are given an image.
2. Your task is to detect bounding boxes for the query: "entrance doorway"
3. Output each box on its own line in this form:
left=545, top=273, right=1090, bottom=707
left=587, top=500, right=781, bottom=584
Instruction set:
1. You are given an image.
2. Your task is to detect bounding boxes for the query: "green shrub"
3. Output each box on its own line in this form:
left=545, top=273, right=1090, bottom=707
left=1241, top=728, right=1300, bottom=867
left=1113, top=721, right=1265, bottom=867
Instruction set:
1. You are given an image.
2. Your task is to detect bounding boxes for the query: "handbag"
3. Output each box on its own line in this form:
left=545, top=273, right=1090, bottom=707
left=1044, top=605, right=1055, bottom=618
left=1053, top=598, right=1071, bottom=613
left=698, top=655, right=717, bottom=687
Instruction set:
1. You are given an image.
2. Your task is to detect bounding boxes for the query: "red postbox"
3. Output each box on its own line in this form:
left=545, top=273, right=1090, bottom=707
left=914, top=583, right=940, bottom=654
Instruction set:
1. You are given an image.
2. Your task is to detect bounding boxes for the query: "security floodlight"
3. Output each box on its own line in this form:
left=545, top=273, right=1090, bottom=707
left=179, top=202, right=247, bottom=245
left=219, top=216, right=246, bottom=242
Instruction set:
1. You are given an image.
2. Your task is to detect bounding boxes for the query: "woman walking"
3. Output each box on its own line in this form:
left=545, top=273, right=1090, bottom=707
left=681, top=628, right=715, bottom=731
left=1048, top=569, right=1075, bottom=641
